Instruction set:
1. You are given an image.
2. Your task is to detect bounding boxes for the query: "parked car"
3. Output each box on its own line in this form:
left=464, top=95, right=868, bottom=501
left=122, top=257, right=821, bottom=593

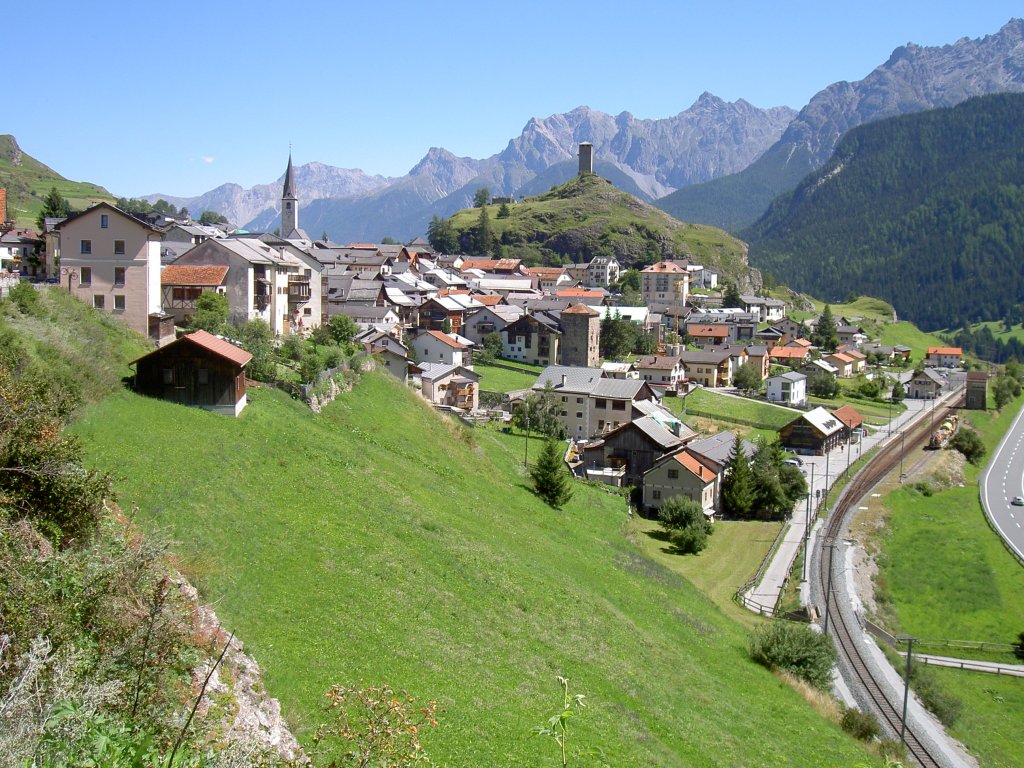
left=783, top=458, right=802, bottom=468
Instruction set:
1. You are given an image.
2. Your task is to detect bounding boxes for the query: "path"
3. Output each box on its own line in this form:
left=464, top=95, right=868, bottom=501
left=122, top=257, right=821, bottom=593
left=897, top=652, right=1024, bottom=678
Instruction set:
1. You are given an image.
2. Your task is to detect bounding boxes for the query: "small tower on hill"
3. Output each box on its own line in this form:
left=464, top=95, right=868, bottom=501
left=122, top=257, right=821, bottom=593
left=281, top=153, right=299, bottom=238
left=560, top=302, right=600, bottom=367
left=578, top=142, right=593, bottom=176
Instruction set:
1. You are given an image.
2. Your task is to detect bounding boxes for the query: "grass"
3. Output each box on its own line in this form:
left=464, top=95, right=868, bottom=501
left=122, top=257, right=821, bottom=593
left=944, top=320, right=1024, bottom=347
left=925, top=666, right=1024, bottom=768
left=474, top=361, right=538, bottom=393
left=666, top=387, right=796, bottom=431
left=626, top=516, right=783, bottom=628
left=807, top=392, right=904, bottom=425
left=869, top=394, right=1024, bottom=766
left=879, top=322, right=947, bottom=362
left=72, top=372, right=881, bottom=767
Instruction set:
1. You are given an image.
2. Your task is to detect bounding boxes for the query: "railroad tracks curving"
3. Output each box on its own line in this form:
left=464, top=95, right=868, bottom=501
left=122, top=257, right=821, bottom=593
left=816, top=404, right=958, bottom=768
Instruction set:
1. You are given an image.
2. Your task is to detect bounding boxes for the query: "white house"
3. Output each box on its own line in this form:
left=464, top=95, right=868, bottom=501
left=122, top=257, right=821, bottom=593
left=766, top=371, right=807, bottom=406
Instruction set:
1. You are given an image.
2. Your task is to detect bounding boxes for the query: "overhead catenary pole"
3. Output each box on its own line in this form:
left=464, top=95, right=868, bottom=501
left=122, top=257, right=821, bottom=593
left=901, top=636, right=915, bottom=745
left=823, top=537, right=835, bottom=634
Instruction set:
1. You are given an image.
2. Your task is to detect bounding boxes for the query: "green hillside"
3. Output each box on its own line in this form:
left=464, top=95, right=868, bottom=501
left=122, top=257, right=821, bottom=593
left=0, top=134, right=115, bottom=228
left=68, top=371, right=880, bottom=764
left=447, top=173, right=751, bottom=282
left=744, top=93, right=1024, bottom=331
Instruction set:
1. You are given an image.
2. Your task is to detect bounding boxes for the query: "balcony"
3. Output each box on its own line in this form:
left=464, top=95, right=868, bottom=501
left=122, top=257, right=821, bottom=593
left=288, top=277, right=311, bottom=304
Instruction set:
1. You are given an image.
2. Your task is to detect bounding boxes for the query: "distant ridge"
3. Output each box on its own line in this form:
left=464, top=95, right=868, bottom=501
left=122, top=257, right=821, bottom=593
left=656, top=18, right=1024, bottom=232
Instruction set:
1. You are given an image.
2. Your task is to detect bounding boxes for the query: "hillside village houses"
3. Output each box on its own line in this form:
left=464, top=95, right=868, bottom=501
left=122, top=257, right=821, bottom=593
left=23, top=148, right=934, bottom=518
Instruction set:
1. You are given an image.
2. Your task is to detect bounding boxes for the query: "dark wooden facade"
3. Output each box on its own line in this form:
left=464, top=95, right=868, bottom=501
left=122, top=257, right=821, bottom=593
left=133, top=331, right=250, bottom=416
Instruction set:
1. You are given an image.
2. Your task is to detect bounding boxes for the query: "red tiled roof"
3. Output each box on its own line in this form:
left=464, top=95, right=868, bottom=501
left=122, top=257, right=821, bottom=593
left=556, top=288, right=604, bottom=298
left=425, top=330, right=465, bottom=349
left=562, top=302, right=599, bottom=315
left=461, top=258, right=522, bottom=271
left=161, top=265, right=229, bottom=286
left=185, top=330, right=252, bottom=366
left=927, top=347, right=962, bottom=356
left=687, top=324, right=730, bottom=337
left=788, top=338, right=813, bottom=347
left=769, top=346, right=810, bottom=359
left=472, top=294, right=504, bottom=307
left=527, top=267, right=566, bottom=279
left=833, top=405, right=864, bottom=430
left=674, top=451, right=715, bottom=483
left=828, top=352, right=854, bottom=364
left=640, top=261, right=686, bottom=273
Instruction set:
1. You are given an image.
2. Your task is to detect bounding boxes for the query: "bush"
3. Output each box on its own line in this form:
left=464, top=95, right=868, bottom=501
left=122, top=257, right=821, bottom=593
left=1014, top=631, right=1024, bottom=661
left=748, top=621, right=837, bottom=690
left=657, top=496, right=712, bottom=554
left=7, top=282, right=43, bottom=317
left=839, top=705, right=880, bottom=741
left=950, top=426, right=985, bottom=465
left=908, top=661, right=962, bottom=725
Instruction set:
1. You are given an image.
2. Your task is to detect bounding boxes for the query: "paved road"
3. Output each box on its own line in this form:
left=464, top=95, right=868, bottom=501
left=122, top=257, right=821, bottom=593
left=980, top=400, right=1024, bottom=562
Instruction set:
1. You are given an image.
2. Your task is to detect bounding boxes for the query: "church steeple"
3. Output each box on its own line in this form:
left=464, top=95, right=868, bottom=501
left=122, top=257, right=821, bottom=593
left=281, top=152, right=299, bottom=238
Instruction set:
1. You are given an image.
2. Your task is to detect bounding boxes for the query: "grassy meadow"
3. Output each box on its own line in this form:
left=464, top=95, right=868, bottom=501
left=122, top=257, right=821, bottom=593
left=474, top=361, right=539, bottom=393
left=871, top=394, right=1024, bottom=766
left=73, top=372, right=881, bottom=767
left=665, top=387, right=797, bottom=432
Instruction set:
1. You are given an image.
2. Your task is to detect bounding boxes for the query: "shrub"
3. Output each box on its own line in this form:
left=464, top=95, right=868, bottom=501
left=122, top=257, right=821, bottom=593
left=1014, top=632, right=1024, bottom=661
left=748, top=621, right=837, bottom=690
left=7, top=282, right=43, bottom=317
left=657, top=496, right=712, bottom=554
left=908, top=661, right=962, bottom=725
left=839, top=705, right=880, bottom=741
left=950, top=426, right=985, bottom=465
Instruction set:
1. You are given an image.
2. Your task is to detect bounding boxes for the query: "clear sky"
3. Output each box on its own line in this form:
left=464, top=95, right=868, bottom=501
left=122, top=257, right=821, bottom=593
left=8, top=1, right=1021, bottom=198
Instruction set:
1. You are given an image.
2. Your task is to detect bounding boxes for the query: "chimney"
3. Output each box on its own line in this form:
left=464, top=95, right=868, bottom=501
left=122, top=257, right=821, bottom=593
left=578, top=142, right=593, bottom=175
left=561, top=374, right=568, bottom=387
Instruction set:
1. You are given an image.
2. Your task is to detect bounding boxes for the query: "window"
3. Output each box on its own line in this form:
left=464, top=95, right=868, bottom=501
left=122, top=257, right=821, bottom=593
left=576, top=412, right=583, bottom=419
left=80, top=267, right=92, bottom=285
left=113, top=295, right=125, bottom=311
left=612, top=400, right=626, bottom=411
left=653, top=490, right=662, bottom=500
left=93, top=295, right=105, bottom=309
left=595, top=398, right=607, bottom=409
left=100, top=214, right=109, bottom=228
left=197, top=368, right=209, bottom=385
left=303, top=307, right=312, bottom=315
left=114, top=240, right=125, bottom=255
left=114, top=267, right=125, bottom=286
left=667, top=469, right=679, bottom=479
left=80, top=239, right=92, bottom=254
left=162, top=368, right=173, bottom=385
left=576, top=397, right=583, bottom=404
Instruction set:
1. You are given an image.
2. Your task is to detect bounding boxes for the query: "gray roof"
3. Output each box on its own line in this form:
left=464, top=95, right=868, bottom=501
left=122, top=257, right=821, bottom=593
left=770, top=371, right=806, bottom=383
left=624, top=416, right=685, bottom=451
left=592, top=378, right=645, bottom=400
left=799, top=407, right=844, bottom=436
left=533, top=365, right=604, bottom=394
left=686, top=432, right=756, bottom=467
left=916, top=368, right=946, bottom=384
left=679, top=349, right=732, bottom=365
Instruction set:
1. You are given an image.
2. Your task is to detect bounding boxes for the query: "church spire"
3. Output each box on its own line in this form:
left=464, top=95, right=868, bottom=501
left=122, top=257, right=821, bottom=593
left=283, top=152, right=296, bottom=199
left=281, top=151, right=299, bottom=238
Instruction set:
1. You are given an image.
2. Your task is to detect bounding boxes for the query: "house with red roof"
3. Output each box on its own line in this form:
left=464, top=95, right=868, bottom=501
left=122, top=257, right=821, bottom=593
left=131, top=329, right=252, bottom=416
left=642, top=448, right=717, bottom=516
left=924, top=347, right=963, bottom=368
left=161, top=264, right=229, bottom=324
left=409, top=329, right=471, bottom=368
left=686, top=323, right=730, bottom=346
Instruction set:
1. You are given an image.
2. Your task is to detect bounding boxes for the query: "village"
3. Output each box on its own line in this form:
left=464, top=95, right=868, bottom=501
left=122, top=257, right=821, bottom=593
left=0, top=151, right=987, bottom=529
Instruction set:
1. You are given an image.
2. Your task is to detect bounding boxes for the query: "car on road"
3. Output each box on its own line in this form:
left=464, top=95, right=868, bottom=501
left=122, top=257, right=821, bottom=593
left=783, top=458, right=803, bottom=468
left=1012, top=496, right=1024, bottom=506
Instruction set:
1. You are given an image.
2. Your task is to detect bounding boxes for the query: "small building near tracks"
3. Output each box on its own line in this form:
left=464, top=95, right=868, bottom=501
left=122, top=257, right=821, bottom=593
left=779, top=406, right=844, bottom=455
left=965, top=371, right=988, bottom=410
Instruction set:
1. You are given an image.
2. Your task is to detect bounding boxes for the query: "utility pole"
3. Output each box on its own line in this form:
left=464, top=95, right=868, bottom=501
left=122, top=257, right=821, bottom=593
left=900, top=636, right=916, bottom=745
left=524, top=415, right=530, bottom=468
left=899, top=430, right=906, bottom=483
left=803, top=491, right=812, bottom=582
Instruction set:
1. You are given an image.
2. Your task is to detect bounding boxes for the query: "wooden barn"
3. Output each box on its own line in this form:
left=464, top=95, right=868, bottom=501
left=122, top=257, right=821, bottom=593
left=779, top=407, right=844, bottom=456
left=132, top=329, right=252, bottom=416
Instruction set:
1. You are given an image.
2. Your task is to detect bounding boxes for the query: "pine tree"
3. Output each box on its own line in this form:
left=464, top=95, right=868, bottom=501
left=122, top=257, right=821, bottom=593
left=530, top=438, right=573, bottom=509
left=36, top=187, right=71, bottom=231
left=720, top=434, right=756, bottom=518
left=722, top=282, right=743, bottom=309
left=812, top=304, right=839, bottom=352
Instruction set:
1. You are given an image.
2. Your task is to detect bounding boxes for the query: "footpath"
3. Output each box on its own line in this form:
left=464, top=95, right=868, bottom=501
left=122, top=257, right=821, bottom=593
left=740, top=388, right=961, bottom=616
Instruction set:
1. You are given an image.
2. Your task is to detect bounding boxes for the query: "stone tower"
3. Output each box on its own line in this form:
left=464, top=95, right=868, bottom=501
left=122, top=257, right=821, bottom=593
left=578, top=142, right=593, bottom=176
left=560, top=302, right=601, bottom=367
left=281, top=153, right=299, bottom=238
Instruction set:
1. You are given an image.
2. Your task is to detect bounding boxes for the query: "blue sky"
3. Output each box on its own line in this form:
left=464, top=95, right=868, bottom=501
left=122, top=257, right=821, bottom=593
left=8, top=2, right=1021, bottom=198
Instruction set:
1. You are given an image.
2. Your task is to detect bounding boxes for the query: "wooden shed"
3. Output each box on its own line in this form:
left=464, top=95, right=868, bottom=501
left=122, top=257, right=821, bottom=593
left=779, top=407, right=844, bottom=456
left=132, top=329, right=252, bottom=416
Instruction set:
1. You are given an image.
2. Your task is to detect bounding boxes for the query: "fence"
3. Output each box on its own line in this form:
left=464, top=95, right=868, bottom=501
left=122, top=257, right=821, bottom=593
left=733, top=522, right=791, bottom=616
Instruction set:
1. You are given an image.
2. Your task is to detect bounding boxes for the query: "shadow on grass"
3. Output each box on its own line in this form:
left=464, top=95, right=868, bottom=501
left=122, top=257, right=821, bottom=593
left=643, top=526, right=695, bottom=557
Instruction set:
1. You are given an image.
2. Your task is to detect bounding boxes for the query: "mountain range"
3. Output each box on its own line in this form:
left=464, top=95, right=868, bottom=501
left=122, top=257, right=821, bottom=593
left=745, top=92, right=1024, bottom=331
left=146, top=95, right=797, bottom=241
left=656, top=18, right=1024, bottom=231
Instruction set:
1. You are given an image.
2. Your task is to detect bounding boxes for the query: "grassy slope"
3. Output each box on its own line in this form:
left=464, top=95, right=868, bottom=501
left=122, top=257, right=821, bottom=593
left=873, top=394, right=1024, bottom=767
left=665, top=388, right=796, bottom=431
left=879, top=322, right=948, bottom=361
left=73, top=374, right=878, bottom=767
left=449, top=175, right=749, bottom=278
left=0, top=135, right=114, bottom=228
left=474, top=361, right=537, bottom=393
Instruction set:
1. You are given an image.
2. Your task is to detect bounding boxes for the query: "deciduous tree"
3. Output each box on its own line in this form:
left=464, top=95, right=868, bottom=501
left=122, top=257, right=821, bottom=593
left=658, top=496, right=712, bottom=554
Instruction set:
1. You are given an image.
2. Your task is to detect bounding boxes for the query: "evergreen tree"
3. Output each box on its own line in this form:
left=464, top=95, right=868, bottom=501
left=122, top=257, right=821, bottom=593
left=721, top=434, right=756, bottom=518
left=474, top=205, right=494, bottom=256
left=191, top=291, right=228, bottom=333
left=36, top=187, right=71, bottom=231
left=426, top=215, right=459, bottom=253
left=497, top=202, right=511, bottom=219
left=722, top=282, right=743, bottom=309
left=812, top=305, right=839, bottom=352
left=531, top=438, right=573, bottom=509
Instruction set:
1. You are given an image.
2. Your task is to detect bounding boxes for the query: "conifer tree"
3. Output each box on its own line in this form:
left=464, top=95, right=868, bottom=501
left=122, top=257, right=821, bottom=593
left=812, top=304, right=839, bottom=352
left=720, top=433, right=755, bottom=518
left=722, top=282, right=743, bottom=309
left=531, top=438, right=573, bottom=509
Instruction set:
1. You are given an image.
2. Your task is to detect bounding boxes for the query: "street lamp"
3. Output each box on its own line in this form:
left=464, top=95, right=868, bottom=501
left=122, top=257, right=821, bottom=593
left=523, top=415, right=531, bottom=468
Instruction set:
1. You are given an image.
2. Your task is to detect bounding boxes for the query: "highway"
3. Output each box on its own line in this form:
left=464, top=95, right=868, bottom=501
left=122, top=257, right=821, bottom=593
left=980, top=400, right=1024, bottom=562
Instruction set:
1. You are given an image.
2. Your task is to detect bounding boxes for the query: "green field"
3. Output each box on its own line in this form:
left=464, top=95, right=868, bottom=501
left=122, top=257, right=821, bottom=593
left=872, top=395, right=1024, bottom=766
left=474, top=361, right=540, bottom=392
left=72, top=373, right=880, bottom=766
left=627, top=517, right=782, bottom=628
left=879, top=322, right=947, bottom=362
left=666, top=388, right=796, bottom=432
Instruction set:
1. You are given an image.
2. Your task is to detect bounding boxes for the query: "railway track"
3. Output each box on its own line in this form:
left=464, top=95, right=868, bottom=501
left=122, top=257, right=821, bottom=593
left=817, top=403, right=958, bottom=768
